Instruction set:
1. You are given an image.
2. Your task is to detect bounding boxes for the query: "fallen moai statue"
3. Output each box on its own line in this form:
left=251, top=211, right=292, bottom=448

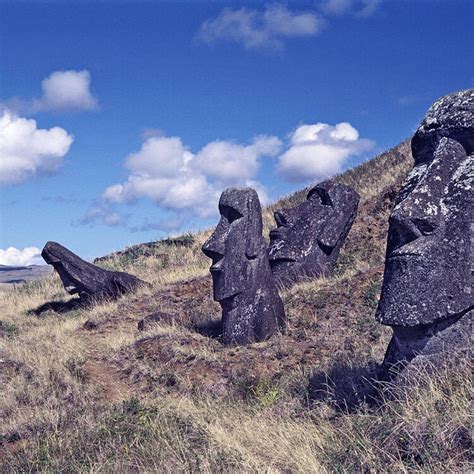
left=376, top=89, right=474, bottom=378
left=268, top=182, right=359, bottom=286
left=202, top=188, right=286, bottom=345
left=42, top=241, right=146, bottom=302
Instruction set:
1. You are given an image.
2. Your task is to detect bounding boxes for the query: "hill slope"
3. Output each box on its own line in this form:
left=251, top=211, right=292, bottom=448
left=1, top=141, right=471, bottom=472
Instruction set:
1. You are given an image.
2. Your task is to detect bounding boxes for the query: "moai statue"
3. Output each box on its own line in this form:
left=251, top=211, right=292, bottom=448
left=202, top=188, right=286, bottom=345
left=42, top=241, right=145, bottom=301
left=376, top=89, right=474, bottom=377
left=268, top=182, right=359, bottom=286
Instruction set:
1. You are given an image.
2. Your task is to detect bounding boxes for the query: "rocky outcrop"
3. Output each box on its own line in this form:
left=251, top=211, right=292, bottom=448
left=42, top=241, right=146, bottom=302
left=268, top=182, right=359, bottom=286
left=202, top=188, right=285, bottom=345
left=376, top=89, right=474, bottom=377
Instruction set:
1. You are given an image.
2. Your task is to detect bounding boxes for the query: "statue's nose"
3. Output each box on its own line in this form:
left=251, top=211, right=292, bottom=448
left=202, top=225, right=225, bottom=261
left=389, top=212, right=438, bottom=252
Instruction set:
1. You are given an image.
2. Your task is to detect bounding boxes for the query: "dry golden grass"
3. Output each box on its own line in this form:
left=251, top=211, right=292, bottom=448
left=1, top=141, right=471, bottom=472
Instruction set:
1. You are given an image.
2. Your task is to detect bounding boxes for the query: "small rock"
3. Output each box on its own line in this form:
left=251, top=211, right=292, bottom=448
left=137, top=312, right=172, bottom=331
left=83, top=319, right=98, bottom=330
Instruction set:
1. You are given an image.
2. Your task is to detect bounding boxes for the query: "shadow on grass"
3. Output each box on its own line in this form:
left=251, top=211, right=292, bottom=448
left=308, top=361, right=383, bottom=412
left=194, top=317, right=223, bottom=340
left=30, top=298, right=85, bottom=316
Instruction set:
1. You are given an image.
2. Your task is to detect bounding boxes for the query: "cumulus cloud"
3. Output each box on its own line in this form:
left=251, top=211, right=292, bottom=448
left=84, top=122, right=374, bottom=231
left=193, top=136, right=281, bottom=185
left=198, top=4, right=323, bottom=50
left=4, top=70, right=98, bottom=114
left=35, top=70, right=98, bottom=112
left=0, top=110, right=74, bottom=185
left=101, top=134, right=278, bottom=219
left=277, top=122, right=374, bottom=182
left=0, top=247, right=43, bottom=266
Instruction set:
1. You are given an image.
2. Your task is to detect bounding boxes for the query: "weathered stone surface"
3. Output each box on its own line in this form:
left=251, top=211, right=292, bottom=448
left=202, top=188, right=285, bottom=345
left=382, top=310, right=472, bottom=375
left=376, top=89, right=474, bottom=373
left=42, top=241, right=145, bottom=301
left=268, top=182, right=359, bottom=286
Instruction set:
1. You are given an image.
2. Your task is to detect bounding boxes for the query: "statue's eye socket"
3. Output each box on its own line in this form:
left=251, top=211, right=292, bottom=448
left=412, top=218, right=437, bottom=236
left=222, top=206, right=243, bottom=223
left=307, top=188, right=333, bottom=206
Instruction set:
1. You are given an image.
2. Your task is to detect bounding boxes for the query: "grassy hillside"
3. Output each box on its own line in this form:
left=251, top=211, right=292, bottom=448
left=1, top=141, right=471, bottom=472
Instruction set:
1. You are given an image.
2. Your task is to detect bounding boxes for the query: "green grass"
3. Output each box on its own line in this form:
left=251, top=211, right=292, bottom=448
left=1, top=140, right=471, bottom=472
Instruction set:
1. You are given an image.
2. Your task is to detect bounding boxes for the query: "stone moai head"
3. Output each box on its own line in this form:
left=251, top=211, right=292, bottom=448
left=268, top=182, right=360, bottom=286
left=375, top=89, right=474, bottom=371
left=202, top=188, right=285, bottom=345
left=42, top=242, right=91, bottom=296
left=376, top=89, right=474, bottom=328
left=42, top=241, right=144, bottom=301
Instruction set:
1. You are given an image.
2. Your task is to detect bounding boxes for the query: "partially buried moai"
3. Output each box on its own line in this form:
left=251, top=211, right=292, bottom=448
left=42, top=241, right=145, bottom=302
left=202, top=188, right=286, bottom=345
left=376, top=89, right=474, bottom=377
left=268, top=182, right=359, bottom=286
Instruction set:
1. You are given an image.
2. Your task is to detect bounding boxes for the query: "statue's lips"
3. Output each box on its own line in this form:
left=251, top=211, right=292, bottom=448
left=388, top=250, right=421, bottom=259
left=210, top=262, right=223, bottom=273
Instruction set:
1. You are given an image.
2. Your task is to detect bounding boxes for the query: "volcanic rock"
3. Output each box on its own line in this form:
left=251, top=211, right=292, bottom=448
left=202, top=188, right=286, bottom=345
left=268, top=182, right=359, bottom=286
left=42, top=241, right=146, bottom=302
left=376, top=89, right=474, bottom=376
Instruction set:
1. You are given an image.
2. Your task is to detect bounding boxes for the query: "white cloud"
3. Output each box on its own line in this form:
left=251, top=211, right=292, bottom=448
left=277, top=122, right=374, bottom=182
left=125, top=136, right=193, bottom=178
left=98, top=136, right=281, bottom=223
left=0, top=247, right=43, bottom=266
left=0, top=110, right=73, bottom=185
left=4, top=70, right=98, bottom=114
left=34, top=70, right=98, bottom=112
left=193, top=135, right=282, bottom=185
left=86, top=122, right=374, bottom=230
left=100, top=134, right=279, bottom=220
left=198, top=4, right=323, bottom=50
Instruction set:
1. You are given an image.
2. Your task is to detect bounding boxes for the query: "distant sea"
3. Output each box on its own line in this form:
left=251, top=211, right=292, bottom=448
left=0, top=265, right=52, bottom=291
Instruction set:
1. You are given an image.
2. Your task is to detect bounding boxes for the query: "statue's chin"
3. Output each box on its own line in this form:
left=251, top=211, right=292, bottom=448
left=215, top=290, right=246, bottom=305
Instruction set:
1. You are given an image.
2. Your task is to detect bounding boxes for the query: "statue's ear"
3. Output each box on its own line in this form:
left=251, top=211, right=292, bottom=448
left=245, top=193, right=263, bottom=259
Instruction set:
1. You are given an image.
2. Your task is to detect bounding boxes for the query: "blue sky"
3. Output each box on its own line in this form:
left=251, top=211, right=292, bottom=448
left=0, top=0, right=472, bottom=264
